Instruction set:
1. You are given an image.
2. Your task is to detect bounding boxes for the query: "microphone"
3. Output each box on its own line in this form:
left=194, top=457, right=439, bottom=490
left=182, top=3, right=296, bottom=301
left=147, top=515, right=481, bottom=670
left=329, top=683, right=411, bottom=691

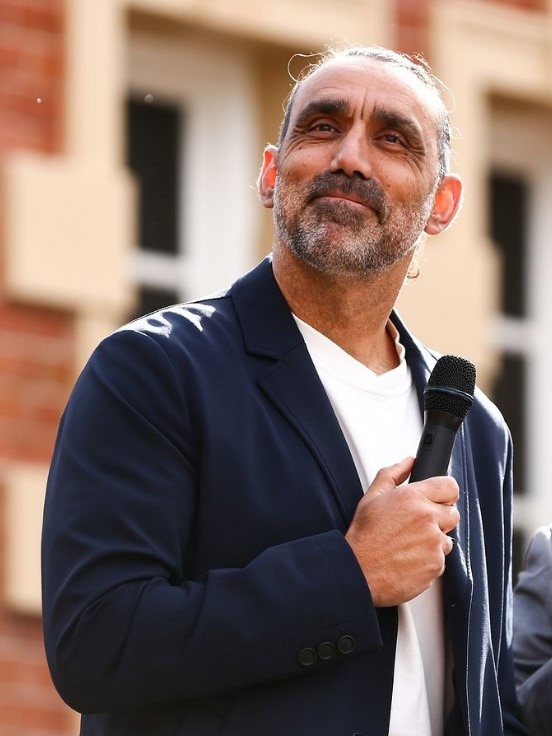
left=409, top=355, right=476, bottom=483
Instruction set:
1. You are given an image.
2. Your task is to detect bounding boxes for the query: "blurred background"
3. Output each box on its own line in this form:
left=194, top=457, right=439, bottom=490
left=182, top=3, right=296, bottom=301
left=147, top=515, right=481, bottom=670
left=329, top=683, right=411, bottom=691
left=0, top=0, right=551, bottom=732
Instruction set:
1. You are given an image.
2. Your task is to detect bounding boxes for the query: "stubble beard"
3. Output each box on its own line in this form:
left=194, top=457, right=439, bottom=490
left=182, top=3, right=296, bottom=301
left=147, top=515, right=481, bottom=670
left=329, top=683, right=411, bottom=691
left=273, top=176, right=435, bottom=277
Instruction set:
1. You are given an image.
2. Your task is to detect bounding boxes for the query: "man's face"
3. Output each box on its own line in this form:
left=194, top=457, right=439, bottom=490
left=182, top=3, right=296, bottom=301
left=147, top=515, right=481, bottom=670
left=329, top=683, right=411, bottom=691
left=267, top=57, right=444, bottom=276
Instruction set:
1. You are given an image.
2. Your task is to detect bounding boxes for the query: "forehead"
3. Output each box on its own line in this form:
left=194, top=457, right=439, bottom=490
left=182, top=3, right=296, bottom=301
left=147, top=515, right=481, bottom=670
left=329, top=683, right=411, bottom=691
left=291, top=56, right=441, bottom=130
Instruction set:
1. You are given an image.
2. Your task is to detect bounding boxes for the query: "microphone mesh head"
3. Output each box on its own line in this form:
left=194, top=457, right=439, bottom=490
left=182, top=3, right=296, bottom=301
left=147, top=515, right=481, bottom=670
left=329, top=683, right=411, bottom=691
left=424, top=355, right=476, bottom=419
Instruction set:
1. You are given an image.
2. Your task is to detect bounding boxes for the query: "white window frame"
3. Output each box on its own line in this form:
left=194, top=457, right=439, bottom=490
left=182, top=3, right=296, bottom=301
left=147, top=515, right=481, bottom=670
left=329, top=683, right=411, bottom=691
left=126, top=33, right=260, bottom=301
left=490, top=104, right=552, bottom=530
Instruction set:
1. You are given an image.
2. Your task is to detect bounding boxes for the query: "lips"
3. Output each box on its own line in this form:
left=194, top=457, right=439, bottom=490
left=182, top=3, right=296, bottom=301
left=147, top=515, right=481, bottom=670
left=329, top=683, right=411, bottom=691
left=317, top=192, right=370, bottom=208
left=307, top=173, right=386, bottom=222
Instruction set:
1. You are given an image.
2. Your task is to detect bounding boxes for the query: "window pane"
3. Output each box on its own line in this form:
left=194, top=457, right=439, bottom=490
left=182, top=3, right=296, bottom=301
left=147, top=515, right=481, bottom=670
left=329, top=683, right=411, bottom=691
left=491, top=353, right=526, bottom=495
left=489, top=172, right=528, bottom=317
left=131, top=285, right=179, bottom=320
left=126, top=98, right=182, bottom=255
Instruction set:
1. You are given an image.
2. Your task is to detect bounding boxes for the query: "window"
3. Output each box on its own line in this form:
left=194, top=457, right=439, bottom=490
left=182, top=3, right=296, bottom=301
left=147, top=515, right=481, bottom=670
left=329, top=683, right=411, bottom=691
left=489, top=173, right=527, bottom=318
left=488, top=98, right=552, bottom=576
left=488, top=171, right=529, bottom=495
left=126, top=97, right=183, bottom=316
left=125, top=33, right=259, bottom=320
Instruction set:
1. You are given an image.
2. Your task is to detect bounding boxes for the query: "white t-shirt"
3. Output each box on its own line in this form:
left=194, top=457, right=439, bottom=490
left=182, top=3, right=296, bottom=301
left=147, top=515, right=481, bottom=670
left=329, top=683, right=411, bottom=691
left=294, top=315, right=445, bottom=736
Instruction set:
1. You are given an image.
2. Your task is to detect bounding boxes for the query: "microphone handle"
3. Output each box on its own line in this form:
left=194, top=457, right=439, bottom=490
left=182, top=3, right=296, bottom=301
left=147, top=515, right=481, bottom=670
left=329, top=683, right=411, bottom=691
left=409, top=409, right=463, bottom=483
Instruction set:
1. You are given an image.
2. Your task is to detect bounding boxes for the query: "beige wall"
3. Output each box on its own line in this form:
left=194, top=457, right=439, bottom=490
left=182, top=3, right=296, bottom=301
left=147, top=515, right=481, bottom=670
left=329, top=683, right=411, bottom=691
left=126, top=0, right=392, bottom=47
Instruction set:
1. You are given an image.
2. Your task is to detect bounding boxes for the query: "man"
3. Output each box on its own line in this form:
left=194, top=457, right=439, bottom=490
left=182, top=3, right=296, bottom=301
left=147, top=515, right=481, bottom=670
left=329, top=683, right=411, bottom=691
left=42, top=46, right=525, bottom=735
left=513, top=524, right=552, bottom=734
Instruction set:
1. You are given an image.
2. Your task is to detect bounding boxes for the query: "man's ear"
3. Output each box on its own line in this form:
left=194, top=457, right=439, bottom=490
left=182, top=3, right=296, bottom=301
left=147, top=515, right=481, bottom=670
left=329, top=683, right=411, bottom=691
left=258, top=145, right=278, bottom=209
left=424, top=175, right=463, bottom=235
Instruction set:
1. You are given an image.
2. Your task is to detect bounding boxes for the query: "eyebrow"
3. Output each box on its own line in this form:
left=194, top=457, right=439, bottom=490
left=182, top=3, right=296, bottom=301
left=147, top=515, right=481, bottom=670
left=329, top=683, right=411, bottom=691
left=292, top=97, right=352, bottom=128
left=372, top=106, right=425, bottom=148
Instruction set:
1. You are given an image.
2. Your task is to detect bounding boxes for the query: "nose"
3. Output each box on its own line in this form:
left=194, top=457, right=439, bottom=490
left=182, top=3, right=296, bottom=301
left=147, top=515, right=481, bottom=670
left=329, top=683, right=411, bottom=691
left=330, top=127, right=373, bottom=179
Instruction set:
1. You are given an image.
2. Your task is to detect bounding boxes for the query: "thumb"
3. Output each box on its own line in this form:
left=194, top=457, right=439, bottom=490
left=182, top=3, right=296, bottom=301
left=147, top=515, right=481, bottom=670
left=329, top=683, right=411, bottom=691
left=367, top=456, right=415, bottom=496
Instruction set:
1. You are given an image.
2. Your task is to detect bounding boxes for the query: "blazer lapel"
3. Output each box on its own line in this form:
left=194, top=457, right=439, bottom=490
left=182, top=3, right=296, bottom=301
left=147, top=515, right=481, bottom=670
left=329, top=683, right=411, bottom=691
left=394, top=313, right=472, bottom=593
left=258, top=348, right=364, bottom=525
left=230, top=258, right=364, bottom=526
left=395, top=314, right=473, bottom=700
left=446, top=436, right=472, bottom=600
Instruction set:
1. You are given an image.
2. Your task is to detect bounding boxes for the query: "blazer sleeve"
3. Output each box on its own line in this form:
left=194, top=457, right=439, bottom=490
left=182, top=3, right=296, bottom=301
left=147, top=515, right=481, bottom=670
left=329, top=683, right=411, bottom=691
left=41, top=328, right=378, bottom=714
left=513, top=525, right=552, bottom=732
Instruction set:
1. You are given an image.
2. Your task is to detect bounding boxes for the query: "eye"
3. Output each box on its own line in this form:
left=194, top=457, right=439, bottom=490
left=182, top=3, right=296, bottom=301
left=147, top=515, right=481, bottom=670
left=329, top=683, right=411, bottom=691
left=306, top=120, right=339, bottom=135
left=381, top=132, right=406, bottom=146
left=304, top=118, right=338, bottom=136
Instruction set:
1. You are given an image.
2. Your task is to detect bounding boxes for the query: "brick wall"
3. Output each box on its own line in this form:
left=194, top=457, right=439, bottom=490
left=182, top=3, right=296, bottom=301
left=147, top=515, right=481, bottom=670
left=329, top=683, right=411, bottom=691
left=0, top=0, right=64, bottom=153
left=0, top=1, right=77, bottom=734
left=0, top=616, right=74, bottom=736
left=0, top=305, right=74, bottom=464
left=394, top=0, right=547, bottom=56
left=395, top=0, right=432, bottom=56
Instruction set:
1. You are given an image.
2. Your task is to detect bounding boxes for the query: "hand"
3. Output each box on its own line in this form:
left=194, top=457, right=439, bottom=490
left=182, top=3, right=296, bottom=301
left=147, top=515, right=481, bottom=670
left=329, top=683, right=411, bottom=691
left=345, top=456, right=459, bottom=607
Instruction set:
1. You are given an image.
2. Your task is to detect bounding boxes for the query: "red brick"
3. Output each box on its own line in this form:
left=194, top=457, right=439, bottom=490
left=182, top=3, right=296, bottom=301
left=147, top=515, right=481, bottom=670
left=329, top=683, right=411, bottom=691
left=0, top=620, right=74, bottom=732
left=0, top=1, right=64, bottom=155
left=396, top=0, right=430, bottom=25
left=0, top=303, right=74, bottom=463
left=496, top=0, right=545, bottom=8
left=0, top=0, right=64, bottom=33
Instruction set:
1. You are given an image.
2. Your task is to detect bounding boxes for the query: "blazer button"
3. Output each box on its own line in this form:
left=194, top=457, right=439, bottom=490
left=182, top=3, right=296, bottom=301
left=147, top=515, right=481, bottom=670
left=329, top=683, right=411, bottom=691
left=297, top=647, right=317, bottom=667
left=337, top=635, right=356, bottom=655
left=317, top=641, right=336, bottom=661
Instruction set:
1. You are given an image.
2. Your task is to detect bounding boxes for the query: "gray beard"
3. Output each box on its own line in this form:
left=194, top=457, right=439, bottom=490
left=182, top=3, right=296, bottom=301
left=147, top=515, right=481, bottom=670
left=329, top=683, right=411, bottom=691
left=273, top=191, right=432, bottom=277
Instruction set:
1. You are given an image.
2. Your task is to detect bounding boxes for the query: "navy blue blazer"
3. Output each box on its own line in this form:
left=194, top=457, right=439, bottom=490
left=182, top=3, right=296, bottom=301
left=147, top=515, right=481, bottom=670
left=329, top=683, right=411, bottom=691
left=42, top=257, right=525, bottom=735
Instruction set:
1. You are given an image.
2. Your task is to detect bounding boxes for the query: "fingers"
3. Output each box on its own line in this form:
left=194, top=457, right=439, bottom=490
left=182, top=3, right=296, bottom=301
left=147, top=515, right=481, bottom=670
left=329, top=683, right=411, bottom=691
left=443, top=533, right=455, bottom=557
left=364, top=461, right=460, bottom=539
left=368, top=456, right=415, bottom=495
left=410, top=474, right=460, bottom=506
left=351, top=459, right=460, bottom=604
left=369, top=459, right=459, bottom=507
left=438, top=502, right=460, bottom=535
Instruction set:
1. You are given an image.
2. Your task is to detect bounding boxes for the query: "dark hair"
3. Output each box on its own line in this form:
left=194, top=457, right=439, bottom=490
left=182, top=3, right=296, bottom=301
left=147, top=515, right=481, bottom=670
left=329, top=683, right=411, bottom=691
left=278, top=46, right=453, bottom=181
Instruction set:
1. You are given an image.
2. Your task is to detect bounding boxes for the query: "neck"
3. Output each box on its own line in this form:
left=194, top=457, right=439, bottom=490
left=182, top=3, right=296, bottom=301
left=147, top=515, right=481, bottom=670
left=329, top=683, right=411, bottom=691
left=272, top=245, right=411, bottom=374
